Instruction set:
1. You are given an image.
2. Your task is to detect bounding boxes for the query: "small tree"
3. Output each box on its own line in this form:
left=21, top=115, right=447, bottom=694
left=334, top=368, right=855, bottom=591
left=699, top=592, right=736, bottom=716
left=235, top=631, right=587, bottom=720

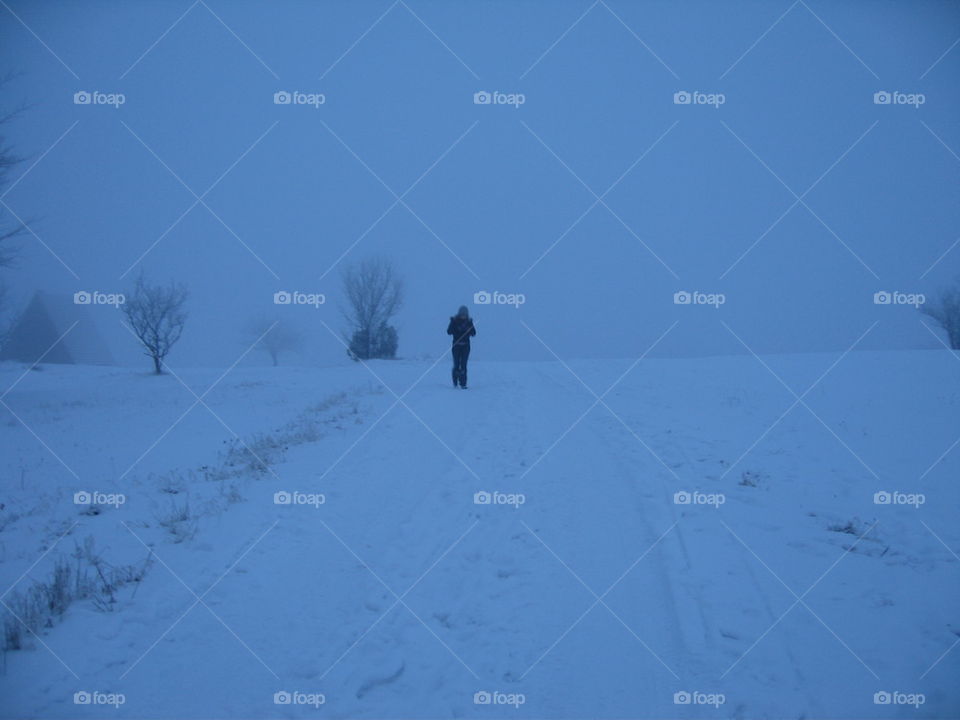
left=0, top=74, right=27, bottom=270
left=341, top=257, right=403, bottom=360
left=920, top=281, right=960, bottom=350
left=246, top=314, right=302, bottom=366
left=122, top=273, right=188, bottom=374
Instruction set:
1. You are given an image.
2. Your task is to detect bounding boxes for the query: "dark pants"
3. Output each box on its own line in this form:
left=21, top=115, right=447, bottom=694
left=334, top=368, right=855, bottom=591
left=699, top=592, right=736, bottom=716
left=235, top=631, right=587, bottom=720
left=451, top=344, right=470, bottom=387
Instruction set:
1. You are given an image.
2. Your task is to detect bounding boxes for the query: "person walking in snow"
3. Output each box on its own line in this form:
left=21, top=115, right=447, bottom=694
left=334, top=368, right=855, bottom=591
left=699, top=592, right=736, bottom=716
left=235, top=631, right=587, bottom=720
left=447, top=305, right=476, bottom=389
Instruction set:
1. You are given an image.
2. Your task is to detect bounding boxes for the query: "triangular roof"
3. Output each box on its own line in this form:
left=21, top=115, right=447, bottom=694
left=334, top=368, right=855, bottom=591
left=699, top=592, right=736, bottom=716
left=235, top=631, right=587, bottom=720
left=0, top=291, right=115, bottom=365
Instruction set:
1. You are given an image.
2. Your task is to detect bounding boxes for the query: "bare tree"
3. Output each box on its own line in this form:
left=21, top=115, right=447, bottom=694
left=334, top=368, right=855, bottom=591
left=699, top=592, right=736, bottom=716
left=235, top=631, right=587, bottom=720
left=341, top=257, right=403, bottom=360
left=122, top=274, right=189, bottom=374
left=0, top=74, right=28, bottom=269
left=246, top=314, right=302, bottom=366
left=920, top=281, right=960, bottom=350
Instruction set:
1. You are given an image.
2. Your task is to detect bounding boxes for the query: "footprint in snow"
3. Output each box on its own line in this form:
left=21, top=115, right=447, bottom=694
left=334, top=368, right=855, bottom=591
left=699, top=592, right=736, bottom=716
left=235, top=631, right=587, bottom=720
left=356, top=661, right=405, bottom=699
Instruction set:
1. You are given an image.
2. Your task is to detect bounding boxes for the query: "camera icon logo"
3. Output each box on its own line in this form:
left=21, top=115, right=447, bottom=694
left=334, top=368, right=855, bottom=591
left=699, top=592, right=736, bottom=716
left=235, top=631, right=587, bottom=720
left=873, top=91, right=891, bottom=105
left=473, top=91, right=491, bottom=105
left=74, top=291, right=92, bottom=305
left=673, top=290, right=691, bottom=305
left=673, top=691, right=692, bottom=704
left=673, top=91, right=691, bottom=105
left=874, top=691, right=891, bottom=705
left=473, top=290, right=491, bottom=305
left=873, top=491, right=891, bottom=505
left=274, top=91, right=292, bottom=105
left=873, top=291, right=891, bottom=305
left=274, top=290, right=291, bottom=305
left=274, top=491, right=292, bottom=505
left=274, top=690, right=292, bottom=704
left=74, top=491, right=92, bottom=505
left=74, top=691, right=92, bottom=705
left=474, top=691, right=492, bottom=705
left=673, top=491, right=691, bottom=505
left=474, top=491, right=492, bottom=505
left=74, top=91, right=91, bottom=105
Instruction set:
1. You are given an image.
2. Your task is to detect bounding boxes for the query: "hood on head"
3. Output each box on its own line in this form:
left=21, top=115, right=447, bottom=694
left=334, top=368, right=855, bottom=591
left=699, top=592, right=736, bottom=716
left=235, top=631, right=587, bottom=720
left=457, top=305, right=469, bottom=319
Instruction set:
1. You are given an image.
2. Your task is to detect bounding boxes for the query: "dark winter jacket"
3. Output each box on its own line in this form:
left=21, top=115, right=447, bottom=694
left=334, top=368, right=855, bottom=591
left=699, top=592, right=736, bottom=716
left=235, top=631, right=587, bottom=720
left=447, top=316, right=476, bottom=347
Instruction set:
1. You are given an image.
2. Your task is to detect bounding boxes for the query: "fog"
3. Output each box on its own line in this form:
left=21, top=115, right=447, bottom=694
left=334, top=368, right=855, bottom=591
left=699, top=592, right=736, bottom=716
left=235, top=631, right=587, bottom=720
left=1, top=0, right=958, bottom=367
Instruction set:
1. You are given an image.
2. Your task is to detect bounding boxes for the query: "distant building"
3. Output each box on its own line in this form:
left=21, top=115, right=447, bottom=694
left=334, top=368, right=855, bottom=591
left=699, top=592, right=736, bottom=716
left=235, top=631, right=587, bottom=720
left=0, top=291, right=116, bottom=365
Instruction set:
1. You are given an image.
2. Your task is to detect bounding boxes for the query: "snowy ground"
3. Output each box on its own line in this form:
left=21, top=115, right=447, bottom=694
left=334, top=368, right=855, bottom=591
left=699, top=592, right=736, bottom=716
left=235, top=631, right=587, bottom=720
left=1, top=351, right=958, bottom=719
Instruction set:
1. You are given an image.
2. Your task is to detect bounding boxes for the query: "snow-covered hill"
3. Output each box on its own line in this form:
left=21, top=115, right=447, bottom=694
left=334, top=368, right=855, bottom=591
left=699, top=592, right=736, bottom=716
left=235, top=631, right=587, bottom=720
left=1, top=351, right=958, bottom=718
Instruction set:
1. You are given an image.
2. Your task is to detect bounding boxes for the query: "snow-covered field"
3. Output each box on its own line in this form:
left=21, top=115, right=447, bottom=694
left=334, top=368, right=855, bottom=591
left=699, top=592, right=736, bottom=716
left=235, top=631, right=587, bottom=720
left=1, top=350, right=958, bottom=718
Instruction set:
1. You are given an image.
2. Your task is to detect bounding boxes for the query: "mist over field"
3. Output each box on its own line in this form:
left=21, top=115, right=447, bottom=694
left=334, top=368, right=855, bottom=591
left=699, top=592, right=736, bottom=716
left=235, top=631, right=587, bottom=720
left=0, top=2, right=958, bottom=719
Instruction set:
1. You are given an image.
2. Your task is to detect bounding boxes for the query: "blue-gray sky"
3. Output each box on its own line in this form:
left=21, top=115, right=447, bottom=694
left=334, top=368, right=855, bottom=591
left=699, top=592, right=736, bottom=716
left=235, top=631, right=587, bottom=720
left=1, top=0, right=958, bottom=366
